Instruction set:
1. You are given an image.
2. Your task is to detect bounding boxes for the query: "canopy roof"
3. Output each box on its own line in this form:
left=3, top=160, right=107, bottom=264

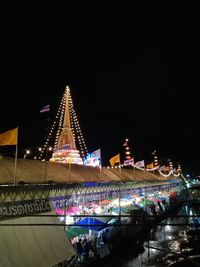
left=0, top=212, right=76, bottom=267
left=74, top=217, right=108, bottom=231
left=0, top=157, right=180, bottom=185
left=66, top=227, right=89, bottom=239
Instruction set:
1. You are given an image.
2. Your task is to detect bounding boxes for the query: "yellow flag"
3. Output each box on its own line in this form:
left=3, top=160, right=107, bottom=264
left=146, top=162, right=154, bottom=169
left=0, top=128, right=18, bottom=146
left=109, top=154, right=120, bottom=166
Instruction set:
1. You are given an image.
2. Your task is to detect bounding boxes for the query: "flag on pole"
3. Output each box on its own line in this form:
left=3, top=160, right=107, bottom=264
left=159, top=165, right=166, bottom=171
left=0, top=127, right=19, bottom=185
left=91, top=148, right=101, bottom=159
left=109, top=154, right=120, bottom=166
left=0, top=128, right=18, bottom=146
left=123, top=141, right=128, bottom=146
left=124, top=157, right=134, bottom=166
left=40, top=104, right=50, bottom=113
left=134, top=160, right=145, bottom=168
left=146, top=162, right=154, bottom=169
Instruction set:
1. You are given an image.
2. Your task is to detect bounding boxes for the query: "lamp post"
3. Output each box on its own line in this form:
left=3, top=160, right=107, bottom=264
left=169, top=161, right=173, bottom=171
left=24, top=149, right=31, bottom=159
left=44, top=146, right=52, bottom=183
left=177, top=164, right=181, bottom=174
left=153, top=155, right=158, bottom=167
left=153, top=152, right=158, bottom=174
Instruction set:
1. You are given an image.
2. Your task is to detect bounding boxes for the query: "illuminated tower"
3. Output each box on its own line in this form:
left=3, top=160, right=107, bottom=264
left=49, top=86, right=86, bottom=165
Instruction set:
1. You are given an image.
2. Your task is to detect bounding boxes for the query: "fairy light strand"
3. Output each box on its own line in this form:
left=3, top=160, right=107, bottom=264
left=40, top=85, right=88, bottom=160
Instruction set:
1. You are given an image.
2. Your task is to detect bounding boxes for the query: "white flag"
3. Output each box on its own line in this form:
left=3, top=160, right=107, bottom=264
left=134, top=160, right=145, bottom=168
left=91, top=148, right=101, bottom=159
left=124, top=157, right=134, bottom=166
left=40, top=104, right=50, bottom=113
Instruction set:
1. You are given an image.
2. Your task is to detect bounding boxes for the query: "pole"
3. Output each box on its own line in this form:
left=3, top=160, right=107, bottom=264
left=143, top=160, right=146, bottom=172
left=119, top=165, right=122, bottom=178
left=44, top=107, right=51, bottom=183
left=44, top=147, right=48, bottom=183
left=118, top=182, right=121, bottom=223
left=13, top=127, right=18, bottom=186
left=119, top=162, right=122, bottom=180
left=64, top=183, right=67, bottom=231
left=119, top=160, right=122, bottom=221
left=100, top=165, right=102, bottom=182
left=67, top=161, right=71, bottom=183
left=98, top=149, right=102, bottom=182
left=144, top=186, right=147, bottom=214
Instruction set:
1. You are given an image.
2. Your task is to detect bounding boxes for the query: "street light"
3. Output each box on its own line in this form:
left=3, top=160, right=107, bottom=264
left=177, top=164, right=181, bottom=173
left=154, top=155, right=158, bottom=167
left=24, top=149, right=31, bottom=159
left=169, top=161, right=173, bottom=170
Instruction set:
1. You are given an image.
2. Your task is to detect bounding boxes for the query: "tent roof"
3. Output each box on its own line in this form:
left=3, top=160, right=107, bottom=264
left=0, top=212, right=76, bottom=267
left=0, top=157, right=180, bottom=185
left=74, top=217, right=108, bottom=231
left=66, top=227, right=89, bottom=239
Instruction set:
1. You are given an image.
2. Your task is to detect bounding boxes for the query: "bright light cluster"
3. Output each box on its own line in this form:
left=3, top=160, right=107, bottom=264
left=39, top=86, right=88, bottom=160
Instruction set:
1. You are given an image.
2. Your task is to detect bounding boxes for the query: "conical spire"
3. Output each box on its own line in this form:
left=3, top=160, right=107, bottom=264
left=50, top=85, right=83, bottom=165
left=63, top=86, right=71, bottom=128
left=57, top=86, right=76, bottom=149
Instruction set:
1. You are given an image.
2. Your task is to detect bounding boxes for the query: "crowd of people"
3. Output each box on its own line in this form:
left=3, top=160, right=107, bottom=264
left=70, top=228, right=110, bottom=263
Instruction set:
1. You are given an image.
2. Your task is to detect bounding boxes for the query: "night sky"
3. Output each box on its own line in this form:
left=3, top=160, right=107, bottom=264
left=0, top=2, right=200, bottom=174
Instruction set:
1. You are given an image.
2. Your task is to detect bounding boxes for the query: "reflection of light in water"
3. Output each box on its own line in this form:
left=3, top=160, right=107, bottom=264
left=164, top=256, right=185, bottom=267
left=179, top=230, right=189, bottom=242
left=144, top=241, right=162, bottom=256
left=166, top=235, right=173, bottom=240
left=179, top=230, right=187, bottom=237
left=182, top=247, right=193, bottom=252
left=189, top=209, right=194, bottom=215
left=122, top=203, right=200, bottom=267
left=168, top=240, right=181, bottom=252
left=164, top=225, right=173, bottom=232
left=184, top=205, right=188, bottom=214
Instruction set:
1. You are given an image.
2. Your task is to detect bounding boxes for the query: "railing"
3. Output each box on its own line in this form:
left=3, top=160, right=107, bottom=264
left=188, top=195, right=200, bottom=203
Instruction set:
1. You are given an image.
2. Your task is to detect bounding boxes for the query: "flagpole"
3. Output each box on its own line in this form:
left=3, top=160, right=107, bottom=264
left=13, top=126, right=18, bottom=186
left=118, top=153, right=121, bottom=179
left=119, top=156, right=122, bottom=221
left=44, top=146, right=48, bottom=183
left=41, top=102, right=51, bottom=183
left=119, top=163, right=122, bottom=179
left=118, top=184, right=121, bottom=221
left=99, top=149, right=102, bottom=182
left=100, top=165, right=102, bottom=182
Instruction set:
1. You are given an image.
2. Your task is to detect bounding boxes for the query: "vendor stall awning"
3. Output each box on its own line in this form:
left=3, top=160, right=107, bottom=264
left=74, top=217, right=108, bottom=231
left=66, top=227, right=89, bottom=239
left=0, top=212, right=76, bottom=267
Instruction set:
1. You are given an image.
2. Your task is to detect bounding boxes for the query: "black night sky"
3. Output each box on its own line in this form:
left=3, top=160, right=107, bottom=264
left=0, top=2, right=200, bottom=174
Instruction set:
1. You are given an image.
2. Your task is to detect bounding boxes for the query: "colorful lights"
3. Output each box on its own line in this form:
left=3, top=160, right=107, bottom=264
left=40, top=85, right=88, bottom=164
left=84, top=153, right=101, bottom=167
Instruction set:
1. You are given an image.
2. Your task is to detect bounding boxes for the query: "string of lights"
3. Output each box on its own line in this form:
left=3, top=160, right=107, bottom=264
left=67, top=87, right=88, bottom=159
left=39, top=91, right=65, bottom=160
left=39, top=86, right=88, bottom=160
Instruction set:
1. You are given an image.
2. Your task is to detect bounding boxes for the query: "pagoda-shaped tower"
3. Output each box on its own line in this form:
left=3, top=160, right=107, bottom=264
left=49, top=86, right=83, bottom=165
